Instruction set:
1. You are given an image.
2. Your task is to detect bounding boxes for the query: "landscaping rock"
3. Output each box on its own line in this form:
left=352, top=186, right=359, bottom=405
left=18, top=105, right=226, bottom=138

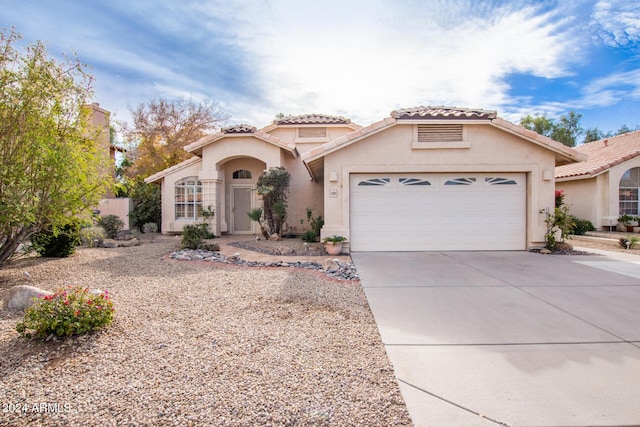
left=119, top=238, right=140, bottom=247
left=323, top=259, right=340, bottom=272
left=269, top=233, right=282, bottom=241
left=555, top=241, right=574, bottom=251
left=101, top=239, right=118, bottom=248
left=540, top=248, right=552, bottom=254
left=2, top=285, right=52, bottom=311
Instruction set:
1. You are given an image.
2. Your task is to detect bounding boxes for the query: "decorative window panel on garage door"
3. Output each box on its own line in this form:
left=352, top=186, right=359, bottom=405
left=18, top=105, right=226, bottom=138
left=349, top=173, right=526, bottom=251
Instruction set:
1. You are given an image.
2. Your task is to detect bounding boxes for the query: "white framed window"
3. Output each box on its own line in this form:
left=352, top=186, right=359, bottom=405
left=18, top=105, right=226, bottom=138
left=620, top=167, right=640, bottom=215
left=175, top=177, right=202, bottom=220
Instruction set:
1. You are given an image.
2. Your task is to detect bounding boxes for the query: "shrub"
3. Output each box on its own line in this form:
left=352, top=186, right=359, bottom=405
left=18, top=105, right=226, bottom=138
left=142, top=222, right=158, bottom=234
left=301, top=230, right=318, bottom=242
left=300, top=208, right=323, bottom=242
left=571, top=217, right=595, bottom=235
left=30, top=219, right=82, bottom=258
left=97, top=215, right=124, bottom=239
left=181, top=223, right=213, bottom=249
left=16, top=286, right=114, bottom=339
left=80, top=226, right=106, bottom=248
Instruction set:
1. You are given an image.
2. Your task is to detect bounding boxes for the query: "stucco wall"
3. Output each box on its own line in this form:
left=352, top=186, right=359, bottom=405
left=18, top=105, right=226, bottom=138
left=97, top=198, right=133, bottom=230
left=321, top=123, right=557, bottom=248
left=557, top=178, right=600, bottom=227
left=158, top=160, right=204, bottom=234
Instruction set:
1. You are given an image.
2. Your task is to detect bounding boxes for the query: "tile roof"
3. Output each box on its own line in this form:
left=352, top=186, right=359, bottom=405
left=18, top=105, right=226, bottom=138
left=222, top=124, right=257, bottom=134
left=556, top=130, right=640, bottom=180
left=144, top=156, right=201, bottom=184
left=274, top=114, right=352, bottom=125
left=391, top=106, right=497, bottom=120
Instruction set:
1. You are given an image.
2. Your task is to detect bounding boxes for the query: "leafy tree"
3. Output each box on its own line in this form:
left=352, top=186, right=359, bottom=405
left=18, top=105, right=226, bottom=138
left=583, top=124, right=640, bottom=143
left=0, top=28, right=111, bottom=265
left=122, top=98, right=229, bottom=178
left=128, top=179, right=161, bottom=232
left=520, top=110, right=583, bottom=147
left=248, top=167, right=291, bottom=239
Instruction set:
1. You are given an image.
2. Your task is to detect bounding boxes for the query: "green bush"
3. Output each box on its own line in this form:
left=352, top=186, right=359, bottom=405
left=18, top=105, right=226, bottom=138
left=142, top=222, right=158, bottom=234
left=97, top=215, right=124, bottom=239
left=16, top=286, right=114, bottom=338
left=80, top=226, right=106, bottom=247
left=181, top=224, right=213, bottom=249
left=301, top=230, right=318, bottom=242
left=571, top=217, right=595, bottom=235
left=31, top=219, right=82, bottom=258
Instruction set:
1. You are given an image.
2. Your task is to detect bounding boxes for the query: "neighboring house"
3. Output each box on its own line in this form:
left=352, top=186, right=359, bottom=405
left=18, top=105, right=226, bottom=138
left=145, top=106, right=584, bottom=251
left=556, top=130, right=640, bottom=230
left=83, top=103, right=132, bottom=230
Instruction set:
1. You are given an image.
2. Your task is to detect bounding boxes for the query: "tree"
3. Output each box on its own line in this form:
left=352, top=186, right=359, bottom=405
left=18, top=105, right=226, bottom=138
left=122, top=98, right=229, bottom=178
left=248, top=167, right=291, bottom=239
left=583, top=124, right=640, bottom=143
left=520, top=110, right=583, bottom=147
left=0, top=28, right=111, bottom=265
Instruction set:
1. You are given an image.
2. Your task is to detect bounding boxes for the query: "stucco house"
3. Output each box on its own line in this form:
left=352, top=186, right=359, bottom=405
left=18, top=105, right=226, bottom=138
left=145, top=106, right=584, bottom=251
left=556, top=130, right=640, bottom=230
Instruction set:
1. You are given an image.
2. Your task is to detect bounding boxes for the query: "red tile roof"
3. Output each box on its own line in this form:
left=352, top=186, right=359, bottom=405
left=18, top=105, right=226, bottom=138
left=392, top=106, right=497, bottom=120
left=222, top=124, right=257, bottom=134
left=555, top=130, right=640, bottom=180
left=274, top=114, right=352, bottom=125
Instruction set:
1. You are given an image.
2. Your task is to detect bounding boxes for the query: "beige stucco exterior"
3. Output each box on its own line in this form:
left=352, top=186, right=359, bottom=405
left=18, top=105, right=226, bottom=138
left=557, top=157, right=640, bottom=230
left=318, top=122, right=558, bottom=249
left=147, top=108, right=583, bottom=250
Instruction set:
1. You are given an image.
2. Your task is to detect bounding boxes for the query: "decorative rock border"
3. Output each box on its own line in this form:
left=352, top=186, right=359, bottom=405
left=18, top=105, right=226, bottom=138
left=169, top=249, right=360, bottom=282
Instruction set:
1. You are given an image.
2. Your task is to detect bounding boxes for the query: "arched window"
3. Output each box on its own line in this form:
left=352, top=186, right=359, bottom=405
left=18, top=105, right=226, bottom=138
left=619, top=167, right=640, bottom=215
left=175, top=177, right=202, bottom=220
left=232, top=169, right=252, bottom=179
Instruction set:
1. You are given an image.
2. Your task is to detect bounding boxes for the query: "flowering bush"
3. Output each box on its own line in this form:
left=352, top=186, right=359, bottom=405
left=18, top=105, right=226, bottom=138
left=16, top=286, right=114, bottom=338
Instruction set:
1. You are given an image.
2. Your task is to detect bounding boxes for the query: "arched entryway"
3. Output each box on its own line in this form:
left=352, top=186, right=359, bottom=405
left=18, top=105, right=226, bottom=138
left=219, top=157, right=266, bottom=234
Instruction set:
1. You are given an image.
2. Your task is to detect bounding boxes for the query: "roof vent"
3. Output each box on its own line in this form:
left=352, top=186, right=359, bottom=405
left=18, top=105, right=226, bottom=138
left=417, top=124, right=463, bottom=142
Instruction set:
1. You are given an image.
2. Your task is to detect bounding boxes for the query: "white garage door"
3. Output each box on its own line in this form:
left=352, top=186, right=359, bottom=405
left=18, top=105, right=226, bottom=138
left=350, top=173, right=526, bottom=251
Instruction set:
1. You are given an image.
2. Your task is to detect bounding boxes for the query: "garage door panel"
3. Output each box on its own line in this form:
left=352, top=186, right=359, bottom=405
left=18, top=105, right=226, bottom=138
left=350, top=173, right=526, bottom=251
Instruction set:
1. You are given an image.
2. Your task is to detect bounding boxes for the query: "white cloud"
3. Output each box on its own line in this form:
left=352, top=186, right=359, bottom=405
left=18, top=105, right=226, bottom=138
left=591, top=0, right=640, bottom=46
left=211, top=0, right=582, bottom=126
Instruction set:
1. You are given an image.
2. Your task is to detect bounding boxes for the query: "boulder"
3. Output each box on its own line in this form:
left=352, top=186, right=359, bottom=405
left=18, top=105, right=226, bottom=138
left=2, top=285, right=52, bottom=311
left=323, top=259, right=340, bottom=272
left=540, top=248, right=552, bottom=255
left=269, top=234, right=282, bottom=241
left=555, top=241, right=573, bottom=251
left=119, top=238, right=140, bottom=247
left=101, top=239, right=118, bottom=248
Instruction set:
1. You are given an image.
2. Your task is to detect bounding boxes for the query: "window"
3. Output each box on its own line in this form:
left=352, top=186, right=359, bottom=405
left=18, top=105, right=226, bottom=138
left=486, top=177, right=517, bottom=185
left=232, top=169, right=252, bottom=179
left=619, top=167, right=640, bottom=215
left=399, top=178, right=431, bottom=186
left=175, top=177, right=202, bottom=220
left=444, top=177, right=476, bottom=186
left=357, top=178, right=390, bottom=186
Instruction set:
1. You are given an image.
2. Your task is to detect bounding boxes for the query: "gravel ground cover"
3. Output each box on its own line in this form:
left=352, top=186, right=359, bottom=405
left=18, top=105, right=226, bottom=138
left=0, top=240, right=411, bottom=426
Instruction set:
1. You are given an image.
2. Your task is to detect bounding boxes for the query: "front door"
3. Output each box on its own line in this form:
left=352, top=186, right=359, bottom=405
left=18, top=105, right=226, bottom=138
left=231, top=186, right=254, bottom=234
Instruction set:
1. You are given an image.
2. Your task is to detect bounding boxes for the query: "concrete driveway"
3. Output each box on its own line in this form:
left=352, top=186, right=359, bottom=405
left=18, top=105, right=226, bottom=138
left=351, top=251, right=640, bottom=427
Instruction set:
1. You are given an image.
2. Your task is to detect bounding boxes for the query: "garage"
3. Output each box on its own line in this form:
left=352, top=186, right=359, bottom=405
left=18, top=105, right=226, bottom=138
left=350, top=173, right=526, bottom=251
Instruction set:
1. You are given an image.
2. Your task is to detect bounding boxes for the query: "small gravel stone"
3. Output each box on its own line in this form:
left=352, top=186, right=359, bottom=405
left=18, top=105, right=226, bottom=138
left=0, top=240, right=409, bottom=426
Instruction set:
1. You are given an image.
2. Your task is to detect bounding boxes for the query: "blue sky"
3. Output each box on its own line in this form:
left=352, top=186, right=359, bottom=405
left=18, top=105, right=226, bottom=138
left=2, top=0, right=640, bottom=139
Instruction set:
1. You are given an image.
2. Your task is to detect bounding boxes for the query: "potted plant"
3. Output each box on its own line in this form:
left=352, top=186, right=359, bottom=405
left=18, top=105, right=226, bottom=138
left=323, top=235, right=347, bottom=255
left=618, top=214, right=635, bottom=232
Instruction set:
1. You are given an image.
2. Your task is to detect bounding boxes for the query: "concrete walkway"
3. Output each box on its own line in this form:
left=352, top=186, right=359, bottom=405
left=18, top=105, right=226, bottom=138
left=352, top=250, right=640, bottom=427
